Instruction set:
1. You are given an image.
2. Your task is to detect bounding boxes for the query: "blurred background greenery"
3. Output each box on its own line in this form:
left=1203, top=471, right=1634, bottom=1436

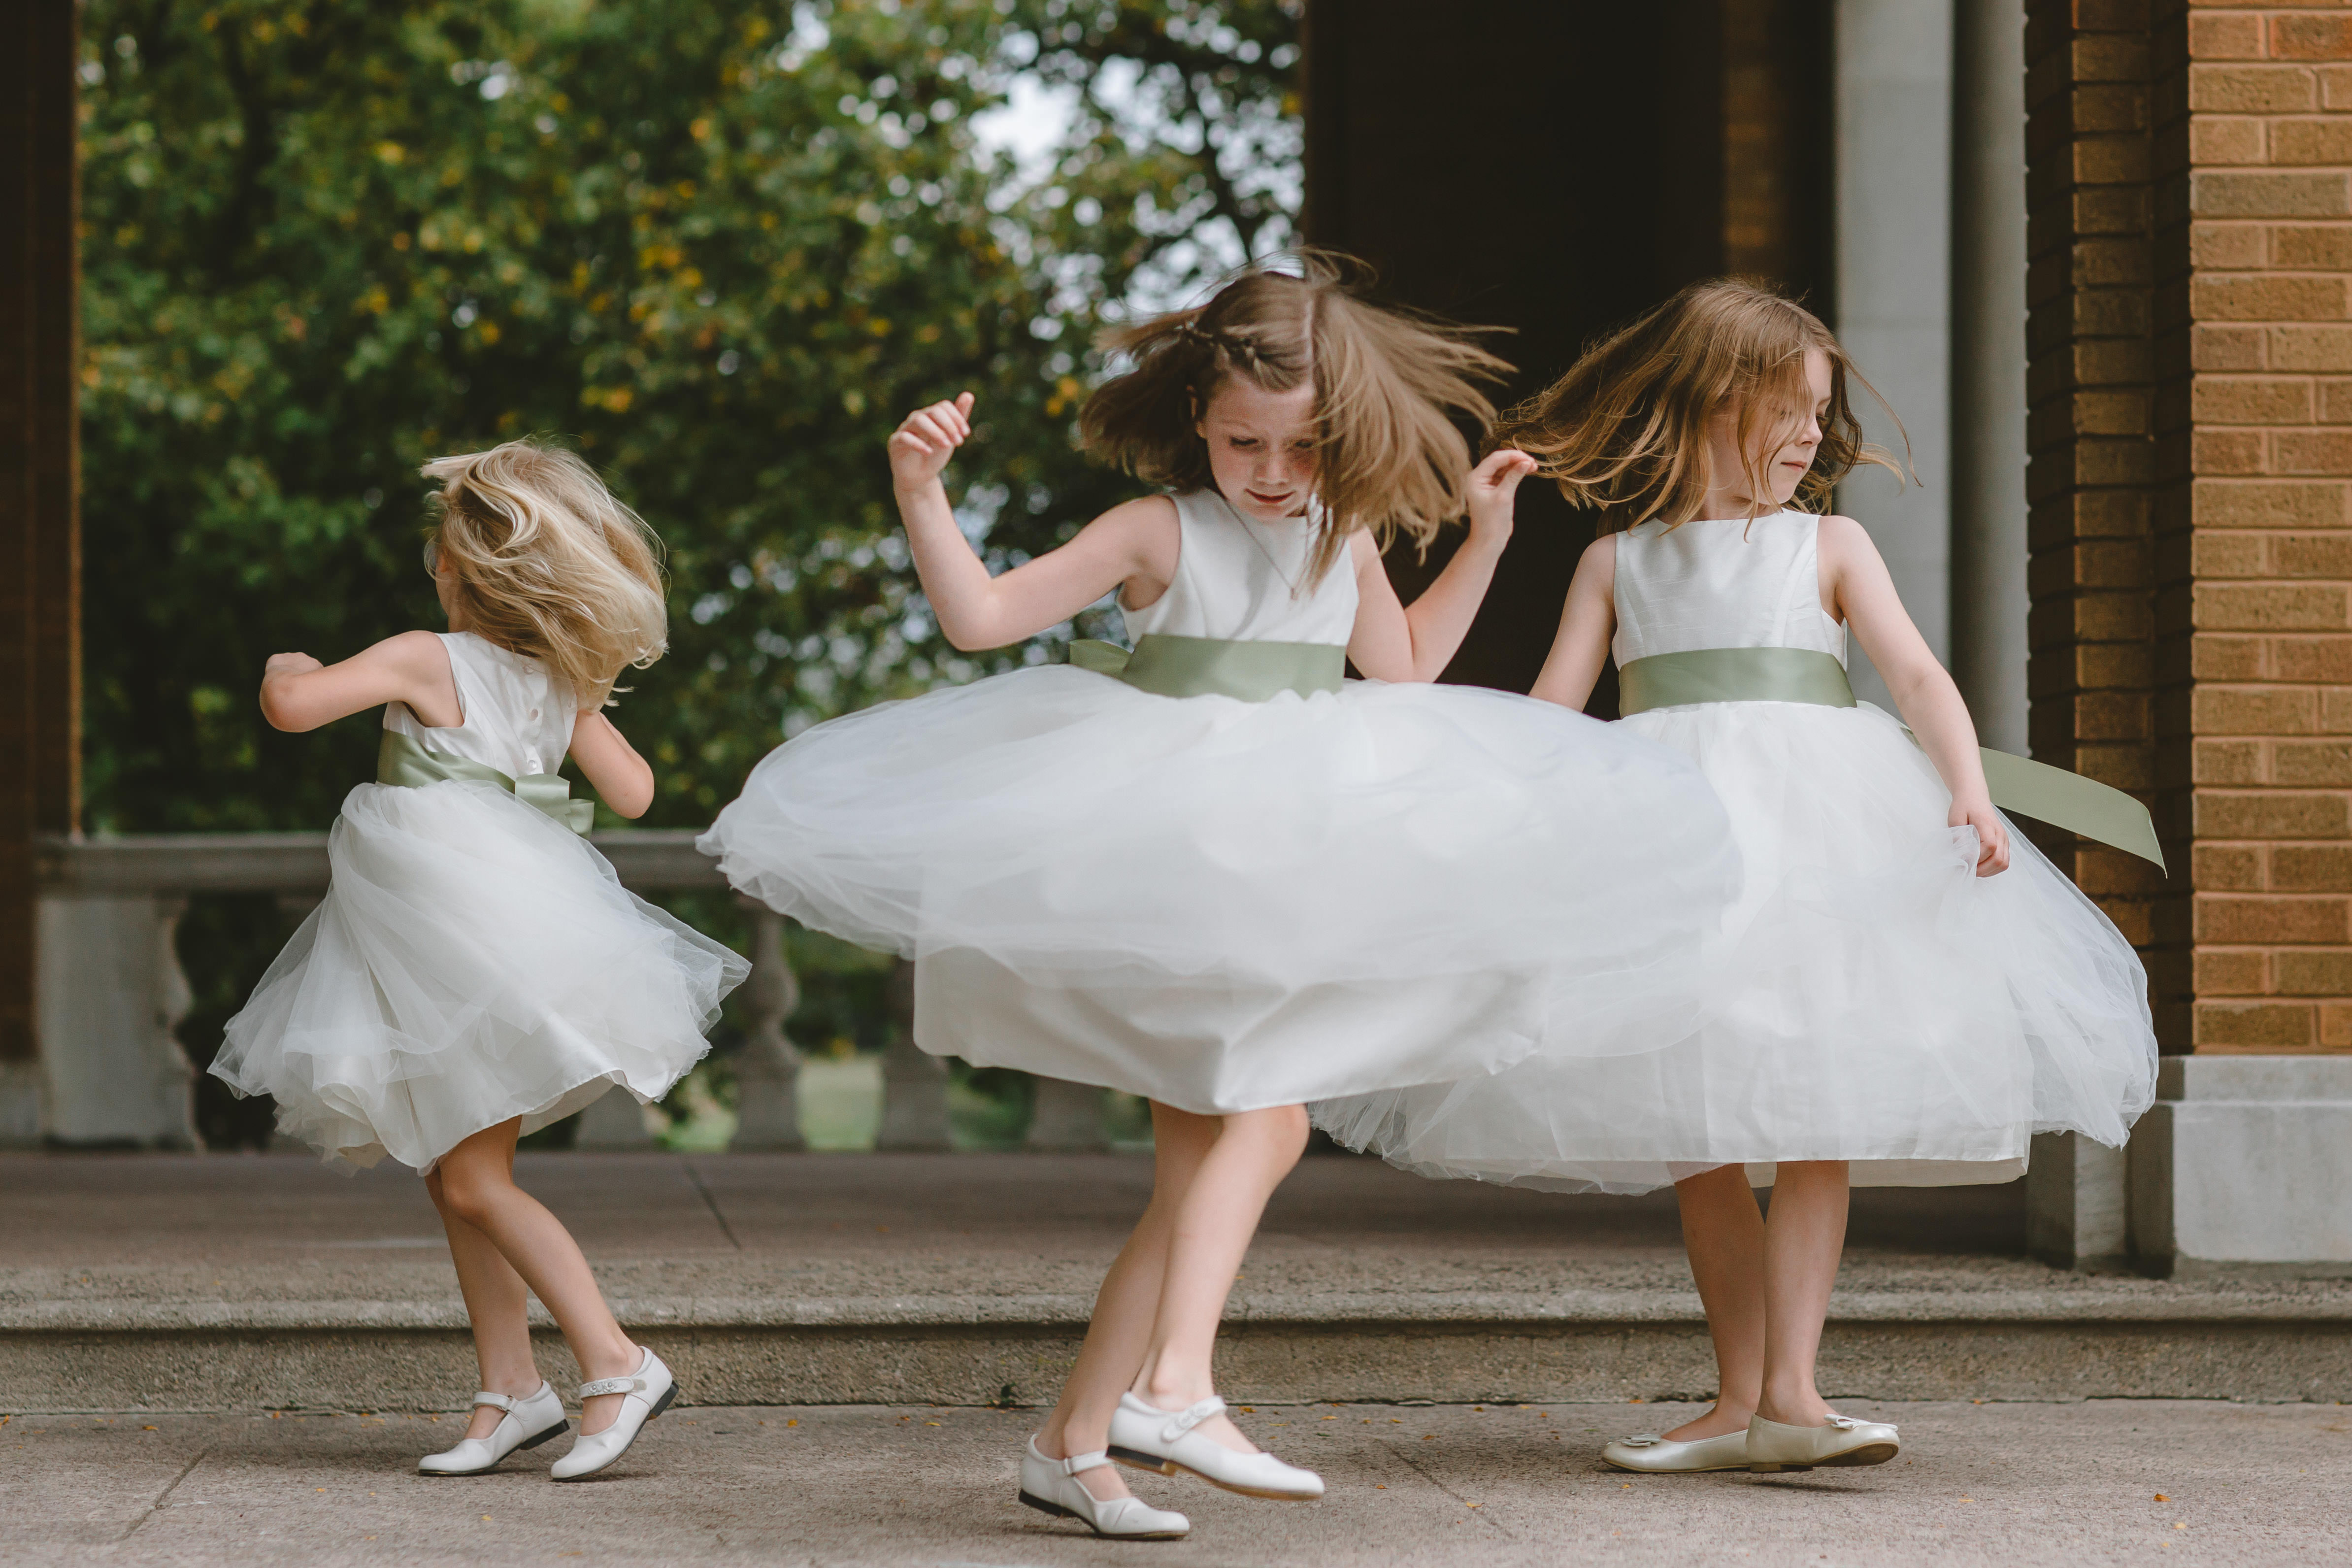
left=78, top=0, right=1299, bottom=1148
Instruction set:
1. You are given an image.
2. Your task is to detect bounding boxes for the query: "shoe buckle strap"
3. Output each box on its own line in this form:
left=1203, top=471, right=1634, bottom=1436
left=1059, top=1448, right=1110, bottom=1476
left=1160, top=1396, right=1226, bottom=1441
left=579, top=1375, right=645, bottom=1400
left=471, top=1391, right=517, bottom=1413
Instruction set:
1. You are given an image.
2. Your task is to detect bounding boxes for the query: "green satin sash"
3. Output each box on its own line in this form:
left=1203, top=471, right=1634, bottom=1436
left=1617, top=646, right=2166, bottom=871
left=376, top=730, right=596, bottom=835
left=1067, top=633, right=1346, bottom=702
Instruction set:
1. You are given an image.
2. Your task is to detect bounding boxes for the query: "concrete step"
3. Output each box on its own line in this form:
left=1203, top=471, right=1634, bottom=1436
left=6, top=1153, right=2349, bottom=1413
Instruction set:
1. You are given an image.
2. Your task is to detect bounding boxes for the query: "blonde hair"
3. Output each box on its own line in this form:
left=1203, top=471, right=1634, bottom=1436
left=420, top=439, right=668, bottom=706
left=1079, top=251, right=1512, bottom=584
left=1494, top=278, right=1903, bottom=534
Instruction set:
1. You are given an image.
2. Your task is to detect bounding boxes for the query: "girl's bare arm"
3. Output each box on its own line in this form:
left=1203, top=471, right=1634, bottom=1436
left=1347, top=450, right=1536, bottom=682
left=1528, top=533, right=1619, bottom=711
left=1821, top=514, right=2009, bottom=876
left=566, top=710, right=655, bottom=819
left=890, top=393, right=1177, bottom=650
left=259, top=630, right=461, bottom=733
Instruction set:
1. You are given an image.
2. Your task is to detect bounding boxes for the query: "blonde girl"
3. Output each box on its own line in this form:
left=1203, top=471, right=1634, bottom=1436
left=211, top=441, right=747, bottom=1480
left=700, top=255, right=1737, bottom=1536
left=1318, top=280, right=2156, bottom=1474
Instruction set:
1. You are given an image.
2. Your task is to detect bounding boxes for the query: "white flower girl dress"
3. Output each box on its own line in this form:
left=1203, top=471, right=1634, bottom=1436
left=699, top=489, right=1740, bottom=1112
left=211, top=632, right=748, bottom=1170
left=1316, top=510, right=2159, bottom=1190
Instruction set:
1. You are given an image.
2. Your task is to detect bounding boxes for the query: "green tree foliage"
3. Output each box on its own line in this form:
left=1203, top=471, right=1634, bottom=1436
left=80, top=0, right=1298, bottom=1147
left=79, top=0, right=1300, bottom=836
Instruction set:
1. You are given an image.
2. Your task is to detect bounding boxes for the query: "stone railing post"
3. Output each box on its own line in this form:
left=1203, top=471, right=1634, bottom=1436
left=874, top=956, right=950, bottom=1151
left=1027, top=1077, right=1109, bottom=1151
left=35, top=889, right=199, bottom=1148
left=572, top=1085, right=661, bottom=1149
left=729, top=900, right=805, bottom=1151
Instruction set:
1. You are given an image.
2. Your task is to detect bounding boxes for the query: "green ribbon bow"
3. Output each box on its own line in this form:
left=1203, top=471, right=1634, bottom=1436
left=1617, top=646, right=2165, bottom=871
left=376, top=730, right=596, bottom=835
left=1067, top=633, right=1346, bottom=702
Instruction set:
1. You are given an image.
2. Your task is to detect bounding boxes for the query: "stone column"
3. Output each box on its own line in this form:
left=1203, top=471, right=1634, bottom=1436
left=1837, top=0, right=1958, bottom=706
left=1952, top=0, right=2034, bottom=754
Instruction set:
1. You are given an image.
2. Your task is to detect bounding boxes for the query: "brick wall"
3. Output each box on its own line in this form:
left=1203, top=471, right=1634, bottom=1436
left=2030, top=0, right=2352, bottom=1055
left=2159, top=1, right=2352, bottom=1053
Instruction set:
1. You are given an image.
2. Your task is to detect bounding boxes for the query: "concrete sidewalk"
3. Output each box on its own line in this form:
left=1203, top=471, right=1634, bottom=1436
left=5, top=1399, right=2344, bottom=1567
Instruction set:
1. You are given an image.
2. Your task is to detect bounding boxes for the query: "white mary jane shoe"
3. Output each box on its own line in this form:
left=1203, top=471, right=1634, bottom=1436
left=417, top=1382, right=569, bottom=1475
left=1107, top=1393, right=1324, bottom=1501
left=1600, top=1429, right=1752, bottom=1473
left=1019, top=1437, right=1191, bottom=1539
left=1745, top=1412, right=1901, bottom=1473
left=549, top=1347, right=676, bottom=1481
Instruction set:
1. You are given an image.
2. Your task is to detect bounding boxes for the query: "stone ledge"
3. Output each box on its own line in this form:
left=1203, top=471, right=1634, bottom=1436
left=2133, top=1053, right=2352, bottom=1273
left=8, top=1280, right=2352, bottom=1334
left=9, top=1316, right=2349, bottom=1413
left=2158, top=1054, right=2352, bottom=1100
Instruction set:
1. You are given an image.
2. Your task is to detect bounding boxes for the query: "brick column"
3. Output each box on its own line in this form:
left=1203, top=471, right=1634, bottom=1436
left=2153, top=2, right=2352, bottom=1055
left=0, top=0, right=80, bottom=1095
left=2024, top=1, right=2168, bottom=1016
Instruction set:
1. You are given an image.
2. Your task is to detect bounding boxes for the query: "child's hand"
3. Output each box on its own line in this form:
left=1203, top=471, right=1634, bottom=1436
left=265, top=652, right=324, bottom=680
left=1951, top=799, right=2011, bottom=877
left=1464, top=448, right=1537, bottom=552
left=889, top=392, right=975, bottom=494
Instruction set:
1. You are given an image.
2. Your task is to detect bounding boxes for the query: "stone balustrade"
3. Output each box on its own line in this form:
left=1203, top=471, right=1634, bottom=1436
left=21, top=830, right=1085, bottom=1153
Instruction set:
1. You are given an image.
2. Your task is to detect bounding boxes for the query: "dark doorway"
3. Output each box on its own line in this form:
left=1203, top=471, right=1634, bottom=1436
left=1306, top=0, right=1834, bottom=702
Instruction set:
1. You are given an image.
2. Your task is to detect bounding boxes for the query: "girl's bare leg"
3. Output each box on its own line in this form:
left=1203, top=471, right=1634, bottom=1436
left=429, top=1119, right=642, bottom=1435
left=425, top=1165, right=545, bottom=1441
left=1129, top=1103, right=1310, bottom=1455
left=1661, top=1163, right=1767, bottom=1441
left=1753, top=1159, right=1849, bottom=1426
left=1033, top=1104, right=1219, bottom=1502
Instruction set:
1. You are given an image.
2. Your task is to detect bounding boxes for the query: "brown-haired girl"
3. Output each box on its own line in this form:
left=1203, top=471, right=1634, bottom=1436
left=1319, top=279, right=2158, bottom=1473
left=700, top=255, right=1738, bottom=1537
left=212, top=440, right=748, bottom=1480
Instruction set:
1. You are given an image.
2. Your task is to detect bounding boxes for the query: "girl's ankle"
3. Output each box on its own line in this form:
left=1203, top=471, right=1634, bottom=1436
left=1755, top=1390, right=1830, bottom=1425
left=580, top=1341, right=641, bottom=1380
left=1035, top=1426, right=1085, bottom=1460
left=1139, top=1383, right=1210, bottom=1411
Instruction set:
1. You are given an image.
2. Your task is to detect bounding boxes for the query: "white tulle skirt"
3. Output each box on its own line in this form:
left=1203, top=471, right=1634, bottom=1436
left=211, top=780, right=749, bottom=1172
left=698, top=666, right=1739, bottom=1113
left=1314, top=700, right=2159, bottom=1192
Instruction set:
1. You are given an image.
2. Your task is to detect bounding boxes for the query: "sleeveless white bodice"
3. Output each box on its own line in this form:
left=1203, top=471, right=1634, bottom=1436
left=1120, top=489, right=1359, bottom=647
left=1611, top=511, right=1846, bottom=667
left=383, top=632, right=579, bottom=780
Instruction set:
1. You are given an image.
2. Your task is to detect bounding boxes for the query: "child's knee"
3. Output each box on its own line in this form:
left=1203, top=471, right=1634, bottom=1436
left=433, top=1165, right=503, bottom=1227
left=1237, top=1103, right=1310, bottom=1162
